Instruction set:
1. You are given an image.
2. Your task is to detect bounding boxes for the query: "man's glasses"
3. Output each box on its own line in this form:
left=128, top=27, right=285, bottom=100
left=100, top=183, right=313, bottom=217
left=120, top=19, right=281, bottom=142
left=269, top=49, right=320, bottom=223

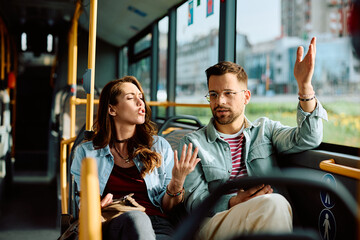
left=205, top=90, right=246, bottom=103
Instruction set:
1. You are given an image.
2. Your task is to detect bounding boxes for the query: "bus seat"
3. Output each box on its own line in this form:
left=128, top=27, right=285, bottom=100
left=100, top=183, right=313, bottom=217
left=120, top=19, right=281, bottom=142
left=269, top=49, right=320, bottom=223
left=0, top=90, right=12, bottom=159
left=162, top=129, right=195, bottom=152
left=0, top=90, right=12, bottom=189
left=158, top=115, right=203, bottom=152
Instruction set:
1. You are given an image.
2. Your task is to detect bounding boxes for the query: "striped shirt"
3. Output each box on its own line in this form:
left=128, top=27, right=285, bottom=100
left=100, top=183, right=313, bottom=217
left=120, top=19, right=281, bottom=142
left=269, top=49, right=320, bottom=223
left=218, top=130, right=248, bottom=179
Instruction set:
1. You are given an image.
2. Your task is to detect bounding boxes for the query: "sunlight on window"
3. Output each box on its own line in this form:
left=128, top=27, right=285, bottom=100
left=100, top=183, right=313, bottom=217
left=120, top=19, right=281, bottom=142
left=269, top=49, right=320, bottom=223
left=47, top=34, right=53, bottom=52
left=21, top=32, right=27, bottom=51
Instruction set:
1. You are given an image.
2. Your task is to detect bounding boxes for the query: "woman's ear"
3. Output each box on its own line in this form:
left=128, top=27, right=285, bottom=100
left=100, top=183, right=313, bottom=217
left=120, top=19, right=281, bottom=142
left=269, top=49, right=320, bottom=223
left=108, top=104, right=116, bottom=116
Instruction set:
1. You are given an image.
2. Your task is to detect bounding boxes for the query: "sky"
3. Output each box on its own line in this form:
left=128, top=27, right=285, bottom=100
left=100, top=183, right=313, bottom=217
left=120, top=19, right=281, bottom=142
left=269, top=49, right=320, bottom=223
left=159, top=0, right=281, bottom=45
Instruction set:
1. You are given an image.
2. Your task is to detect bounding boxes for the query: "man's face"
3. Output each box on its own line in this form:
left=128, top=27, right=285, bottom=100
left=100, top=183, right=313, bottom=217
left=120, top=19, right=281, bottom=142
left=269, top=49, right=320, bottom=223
left=208, top=73, right=250, bottom=126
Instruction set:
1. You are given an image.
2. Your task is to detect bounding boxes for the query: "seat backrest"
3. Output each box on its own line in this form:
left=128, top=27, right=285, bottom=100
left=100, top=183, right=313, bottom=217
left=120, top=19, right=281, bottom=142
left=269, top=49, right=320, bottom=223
left=158, top=115, right=203, bottom=151
left=163, top=129, right=194, bottom=152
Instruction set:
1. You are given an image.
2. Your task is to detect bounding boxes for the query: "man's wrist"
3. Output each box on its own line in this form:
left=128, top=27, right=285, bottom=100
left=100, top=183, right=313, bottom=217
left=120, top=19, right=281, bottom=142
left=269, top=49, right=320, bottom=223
left=298, top=85, right=314, bottom=95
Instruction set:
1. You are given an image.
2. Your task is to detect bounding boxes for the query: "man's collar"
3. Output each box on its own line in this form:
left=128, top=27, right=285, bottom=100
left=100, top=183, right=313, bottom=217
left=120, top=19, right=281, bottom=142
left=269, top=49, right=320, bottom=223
left=206, top=117, right=253, bottom=142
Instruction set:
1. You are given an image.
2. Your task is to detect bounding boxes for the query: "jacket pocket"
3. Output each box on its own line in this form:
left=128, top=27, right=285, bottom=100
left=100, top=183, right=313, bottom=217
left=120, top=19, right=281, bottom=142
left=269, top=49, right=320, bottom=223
left=248, top=141, right=274, bottom=161
left=247, top=142, right=277, bottom=175
left=202, top=164, right=227, bottom=182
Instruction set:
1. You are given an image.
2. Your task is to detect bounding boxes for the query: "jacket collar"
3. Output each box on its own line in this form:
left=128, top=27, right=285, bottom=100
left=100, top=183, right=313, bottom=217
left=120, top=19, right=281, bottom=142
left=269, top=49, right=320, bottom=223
left=206, top=117, right=253, bottom=143
left=98, top=144, right=112, bottom=157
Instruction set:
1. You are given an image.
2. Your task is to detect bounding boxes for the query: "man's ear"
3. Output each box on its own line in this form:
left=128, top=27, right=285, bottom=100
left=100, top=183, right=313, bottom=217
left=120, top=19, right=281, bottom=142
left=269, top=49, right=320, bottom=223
left=108, top=104, right=116, bottom=116
left=244, top=90, right=251, bottom=105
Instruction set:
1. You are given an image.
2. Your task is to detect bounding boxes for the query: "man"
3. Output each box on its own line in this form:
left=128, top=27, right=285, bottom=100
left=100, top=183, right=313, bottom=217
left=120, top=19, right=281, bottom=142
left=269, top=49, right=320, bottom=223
left=178, top=37, right=328, bottom=239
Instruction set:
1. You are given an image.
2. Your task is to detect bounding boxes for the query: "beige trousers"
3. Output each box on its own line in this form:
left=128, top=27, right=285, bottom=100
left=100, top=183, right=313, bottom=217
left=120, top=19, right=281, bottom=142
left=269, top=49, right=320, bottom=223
left=197, top=193, right=293, bottom=240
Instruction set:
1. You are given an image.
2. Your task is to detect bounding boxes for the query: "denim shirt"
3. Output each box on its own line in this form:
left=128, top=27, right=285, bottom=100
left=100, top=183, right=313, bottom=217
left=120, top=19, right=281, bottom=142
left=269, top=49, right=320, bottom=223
left=70, top=136, right=174, bottom=212
left=179, top=101, right=328, bottom=215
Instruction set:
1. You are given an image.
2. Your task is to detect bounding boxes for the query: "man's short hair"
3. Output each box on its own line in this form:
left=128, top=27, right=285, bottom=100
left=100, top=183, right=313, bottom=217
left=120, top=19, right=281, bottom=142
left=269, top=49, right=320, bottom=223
left=205, top=61, right=248, bottom=87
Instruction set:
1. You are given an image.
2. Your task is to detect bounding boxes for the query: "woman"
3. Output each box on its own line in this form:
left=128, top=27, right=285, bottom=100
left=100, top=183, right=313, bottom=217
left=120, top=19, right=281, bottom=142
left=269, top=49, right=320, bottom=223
left=71, top=76, right=200, bottom=240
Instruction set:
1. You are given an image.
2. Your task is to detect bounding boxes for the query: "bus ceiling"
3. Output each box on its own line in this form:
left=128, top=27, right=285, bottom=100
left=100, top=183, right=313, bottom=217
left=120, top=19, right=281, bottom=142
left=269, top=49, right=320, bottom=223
left=0, top=0, right=186, bottom=48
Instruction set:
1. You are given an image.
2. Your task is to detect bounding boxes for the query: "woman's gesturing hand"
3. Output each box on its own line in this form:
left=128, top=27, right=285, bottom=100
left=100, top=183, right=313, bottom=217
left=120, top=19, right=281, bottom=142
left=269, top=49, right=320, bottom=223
left=172, top=143, right=201, bottom=185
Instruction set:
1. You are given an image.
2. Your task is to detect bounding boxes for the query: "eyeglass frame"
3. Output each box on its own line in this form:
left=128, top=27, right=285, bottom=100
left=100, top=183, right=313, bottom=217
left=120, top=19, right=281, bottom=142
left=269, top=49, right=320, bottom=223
left=204, top=90, right=247, bottom=103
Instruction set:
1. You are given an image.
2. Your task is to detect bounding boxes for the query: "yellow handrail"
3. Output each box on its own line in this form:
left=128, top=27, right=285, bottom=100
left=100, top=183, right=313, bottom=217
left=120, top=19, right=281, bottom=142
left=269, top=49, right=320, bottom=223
left=60, top=136, right=77, bottom=214
left=79, top=157, right=102, bottom=240
left=60, top=1, right=83, bottom=215
left=69, top=1, right=82, bottom=139
left=85, top=0, right=98, bottom=131
left=72, top=98, right=209, bottom=108
left=319, top=159, right=360, bottom=180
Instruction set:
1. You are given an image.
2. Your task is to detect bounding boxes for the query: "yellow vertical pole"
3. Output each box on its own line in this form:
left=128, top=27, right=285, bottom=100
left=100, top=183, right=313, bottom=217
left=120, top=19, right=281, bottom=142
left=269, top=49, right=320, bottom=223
left=67, top=28, right=73, bottom=88
left=86, top=0, right=98, bottom=131
left=60, top=0, right=82, bottom=215
left=70, top=1, right=82, bottom=140
left=60, top=140, right=68, bottom=214
left=79, top=157, right=102, bottom=240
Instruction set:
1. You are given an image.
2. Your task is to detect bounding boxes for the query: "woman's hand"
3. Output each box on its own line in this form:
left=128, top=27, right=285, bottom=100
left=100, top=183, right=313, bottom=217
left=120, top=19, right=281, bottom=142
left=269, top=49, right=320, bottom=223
left=162, top=143, right=200, bottom=212
left=101, top=193, right=113, bottom=208
left=229, top=184, right=273, bottom=208
left=171, top=143, right=201, bottom=187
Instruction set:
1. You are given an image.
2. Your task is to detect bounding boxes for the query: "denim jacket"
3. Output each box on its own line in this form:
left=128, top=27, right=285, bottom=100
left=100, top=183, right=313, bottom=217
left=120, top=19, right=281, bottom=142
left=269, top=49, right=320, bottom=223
left=179, top=101, right=328, bottom=215
left=70, top=135, right=174, bottom=211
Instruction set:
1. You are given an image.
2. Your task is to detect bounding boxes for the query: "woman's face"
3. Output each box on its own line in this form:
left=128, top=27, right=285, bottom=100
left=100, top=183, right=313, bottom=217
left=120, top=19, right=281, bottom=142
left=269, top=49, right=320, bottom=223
left=109, top=82, right=146, bottom=125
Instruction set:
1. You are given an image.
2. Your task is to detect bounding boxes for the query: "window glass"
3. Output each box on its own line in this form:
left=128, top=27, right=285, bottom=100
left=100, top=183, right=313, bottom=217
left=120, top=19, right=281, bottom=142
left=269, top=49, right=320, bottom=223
left=134, top=33, right=152, bottom=54
left=119, top=46, right=128, bottom=77
left=129, top=57, right=151, bottom=99
left=236, top=0, right=359, bottom=147
left=157, top=16, right=169, bottom=118
left=175, top=0, right=219, bottom=123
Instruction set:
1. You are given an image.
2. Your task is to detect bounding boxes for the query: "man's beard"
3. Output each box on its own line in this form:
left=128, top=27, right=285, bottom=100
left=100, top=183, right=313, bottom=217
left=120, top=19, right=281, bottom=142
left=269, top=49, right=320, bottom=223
left=212, top=105, right=241, bottom=125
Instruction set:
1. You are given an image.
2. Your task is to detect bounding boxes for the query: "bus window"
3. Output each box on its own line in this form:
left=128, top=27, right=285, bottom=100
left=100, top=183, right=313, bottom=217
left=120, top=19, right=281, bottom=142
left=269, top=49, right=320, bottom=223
left=134, top=33, right=152, bottom=55
left=129, top=57, right=151, bottom=98
left=175, top=0, right=220, bottom=124
left=158, top=16, right=169, bottom=118
left=118, top=46, right=128, bottom=77
left=236, top=0, right=360, bottom=148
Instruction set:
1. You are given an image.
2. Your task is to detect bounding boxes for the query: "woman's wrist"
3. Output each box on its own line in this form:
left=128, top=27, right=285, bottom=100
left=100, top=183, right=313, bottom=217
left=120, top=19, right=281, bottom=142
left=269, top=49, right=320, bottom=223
left=166, top=185, right=184, bottom=197
left=168, top=178, right=185, bottom=192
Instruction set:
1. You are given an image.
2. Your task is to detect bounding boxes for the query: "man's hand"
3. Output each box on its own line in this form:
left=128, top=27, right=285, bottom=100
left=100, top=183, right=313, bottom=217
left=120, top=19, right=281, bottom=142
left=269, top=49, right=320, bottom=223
left=294, top=37, right=316, bottom=90
left=229, top=184, right=273, bottom=208
left=294, top=37, right=317, bottom=112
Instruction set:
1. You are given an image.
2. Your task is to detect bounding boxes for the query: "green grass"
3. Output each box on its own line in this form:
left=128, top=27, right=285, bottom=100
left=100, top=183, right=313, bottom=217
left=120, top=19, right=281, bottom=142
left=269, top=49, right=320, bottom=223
left=156, top=101, right=360, bottom=148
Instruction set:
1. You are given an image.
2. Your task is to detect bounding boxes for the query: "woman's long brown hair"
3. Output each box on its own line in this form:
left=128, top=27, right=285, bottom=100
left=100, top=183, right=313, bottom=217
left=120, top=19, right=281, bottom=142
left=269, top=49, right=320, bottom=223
left=92, top=76, right=161, bottom=177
